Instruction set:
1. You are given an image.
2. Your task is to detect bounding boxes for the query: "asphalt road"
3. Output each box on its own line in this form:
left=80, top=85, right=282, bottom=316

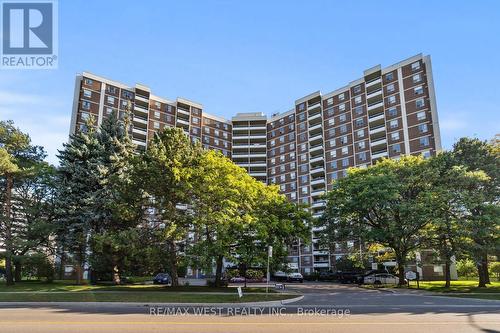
left=1, top=283, right=499, bottom=333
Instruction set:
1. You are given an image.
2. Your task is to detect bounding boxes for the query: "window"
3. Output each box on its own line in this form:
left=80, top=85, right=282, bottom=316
left=329, top=139, right=336, bottom=147
left=326, top=97, right=333, bottom=106
left=106, top=86, right=116, bottom=94
left=290, top=143, right=295, bottom=150
left=342, top=158, right=349, bottom=167
left=299, top=113, right=306, bottom=121
left=82, top=101, right=91, bottom=110
left=392, top=144, right=401, bottom=153
left=354, top=106, right=364, bottom=115
left=391, top=132, right=400, bottom=141
left=299, top=123, right=306, bottom=131
left=270, top=139, right=276, bottom=147
left=301, top=187, right=308, bottom=194
left=416, top=98, right=425, bottom=108
left=83, top=89, right=92, bottom=98
left=411, top=61, right=421, bottom=71
left=418, top=123, right=428, bottom=133
left=204, top=127, right=210, bottom=134
left=279, top=136, right=285, bottom=143
left=355, top=96, right=362, bottom=105
left=388, top=95, right=396, bottom=105
left=358, top=141, right=366, bottom=150
left=280, top=155, right=285, bottom=162
left=290, top=162, right=296, bottom=170
left=339, top=114, right=346, bottom=122
left=388, top=107, right=397, bottom=117
left=279, top=146, right=285, bottom=153
left=340, top=136, right=348, bottom=144
left=301, top=175, right=308, bottom=183
left=280, top=175, right=286, bottom=182
left=290, top=152, right=295, bottom=160
left=357, top=129, right=364, bottom=138
left=422, top=150, right=432, bottom=159
left=385, top=72, right=394, bottom=81
left=339, top=103, right=346, bottom=111
left=300, top=154, right=307, bottom=162
left=353, top=85, right=361, bottom=94
left=300, top=165, right=308, bottom=172
left=214, top=139, right=219, bottom=146
left=387, top=83, right=395, bottom=93
left=342, top=147, right=349, bottom=155
left=107, top=96, right=115, bottom=104
left=339, top=93, right=345, bottom=101
left=105, top=107, right=112, bottom=115
left=223, top=132, right=228, bottom=139
left=192, top=117, right=200, bottom=124
left=153, top=121, right=160, bottom=129
left=331, top=161, right=337, bottom=169
left=390, top=119, right=399, bottom=129
left=290, top=172, right=296, bottom=180
left=80, top=112, right=90, bottom=121
left=290, top=192, right=296, bottom=200
left=154, top=111, right=160, bottom=119
left=289, top=123, right=294, bottom=131
left=359, top=152, right=366, bottom=161
left=417, top=111, right=426, bottom=121
left=299, top=103, right=305, bottom=111
left=328, top=118, right=335, bottom=126
left=420, top=137, right=430, bottom=147
left=355, top=118, right=364, bottom=127
left=413, top=73, right=422, bottom=83
left=214, top=129, right=220, bottom=137
left=301, top=143, right=307, bottom=151
left=84, top=78, right=93, bottom=85
left=270, top=158, right=276, bottom=165
left=414, top=86, right=424, bottom=95
left=340, top=124, right=347, bottom=133
left=326, top=108, right=334, bottom=117
left=330, top=150, right=337, bottom=158
left=192, top=128, right=199, bottom=135
left=280, top=184, right=286, bottom=192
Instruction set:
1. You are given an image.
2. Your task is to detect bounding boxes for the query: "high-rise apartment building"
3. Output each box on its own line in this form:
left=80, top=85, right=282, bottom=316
left=70, top=53, right=441, bottom=274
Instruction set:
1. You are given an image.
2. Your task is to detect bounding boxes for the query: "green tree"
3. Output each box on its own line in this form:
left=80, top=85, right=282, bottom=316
left=452, top=138, right=500, bottom=287
left=136, top=127, right=203, bottom=286
left=188, top=150, right=257, bottom=286
left=456, top=259, right=477, bottom=280
left=56, top=117, right=102, bottom=284
left=320, top=156, right=438, bottom=285
left=0, top=120, right=46, bottom=285
left=490, top=261, right=500, bottom=281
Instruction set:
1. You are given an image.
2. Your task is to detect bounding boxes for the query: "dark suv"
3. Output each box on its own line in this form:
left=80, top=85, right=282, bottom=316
left=153, top=273, right=172, bottom=285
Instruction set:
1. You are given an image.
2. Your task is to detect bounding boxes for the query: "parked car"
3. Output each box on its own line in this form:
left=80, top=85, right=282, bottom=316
left=356, top=269, right=389, bottom=284
left=229, top=276, right=246, bottom=283
left=319, top=271, right=338, bottom=281
left=287, top=272, right=304, bottom=283
left=338, top=271, right=362, bottom=284
left=273, top=271, right=288, bottom=282
left=363, top=273, right=401, bottom=285
left=153, top=273, right=172, bottom=285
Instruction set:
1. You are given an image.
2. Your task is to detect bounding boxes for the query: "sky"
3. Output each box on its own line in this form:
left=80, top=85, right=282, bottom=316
left=1, top=0, right=499, bottom=165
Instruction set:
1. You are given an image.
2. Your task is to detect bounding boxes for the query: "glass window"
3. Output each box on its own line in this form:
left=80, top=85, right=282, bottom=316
left=417, top=111, right=426, bottom=120
left=82, top=101, right=91, bottom=110
left=392, top=144, right=401, bottom=153
left=387, top=83, right=395, bottom=93
left=388, top=107, right=397, bottom=116
left=388, top=95, right=396, bottom=104
left=418, top=123, right=428, bottom=133
left=391, top=132, right=400, bottom=141
left=107, top=96, right=115, bottom=104
left=357, top=129, right=364, bottom=138
left=390, top=119, right=398, bottom=129
left=416, top=98, right=425, bottom=108
left=83, top=89, right=92, bottom=98
left=385, top=72, right=394, bottom=81
left=414, top=86, right=424, bottom=95
left=355, top=96, right=362, bottom=105
left=420, top=137, right=430, bottom=147
left=154, top=111, right=160, bottom=119
left=411, top=61, right=421, bottom=71
left=413, top=73, right=422, bottom=83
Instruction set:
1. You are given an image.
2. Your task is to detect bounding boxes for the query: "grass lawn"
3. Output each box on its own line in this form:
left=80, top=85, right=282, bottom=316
left=410, top=280, right=500, bottom=294
left=0, top=280, right=273, bottom=293
left=0, top=280, right=292, bottom=303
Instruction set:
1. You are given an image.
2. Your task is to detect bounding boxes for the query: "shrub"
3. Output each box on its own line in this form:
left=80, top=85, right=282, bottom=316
left=245, top=269, right=264, bottom=279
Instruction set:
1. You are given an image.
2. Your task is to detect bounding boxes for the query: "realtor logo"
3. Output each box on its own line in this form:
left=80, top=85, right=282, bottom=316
left=1, top=0, right=58, bottom=69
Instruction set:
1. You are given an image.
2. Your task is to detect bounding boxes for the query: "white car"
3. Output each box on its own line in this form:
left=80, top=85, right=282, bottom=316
left=363, top=273, right=400, bottom=285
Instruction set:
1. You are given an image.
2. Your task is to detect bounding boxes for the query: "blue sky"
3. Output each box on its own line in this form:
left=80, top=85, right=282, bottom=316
left=1, top=0, right=499, bottom=164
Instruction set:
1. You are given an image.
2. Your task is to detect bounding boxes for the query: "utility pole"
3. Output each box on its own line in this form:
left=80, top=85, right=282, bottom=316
left=267, top=246, right=272, bottom=294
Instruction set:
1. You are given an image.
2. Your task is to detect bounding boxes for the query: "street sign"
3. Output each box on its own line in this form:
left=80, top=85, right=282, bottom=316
left=237, top=286, right=243, bottom=298
left=405, top=271, right=417, bottom=280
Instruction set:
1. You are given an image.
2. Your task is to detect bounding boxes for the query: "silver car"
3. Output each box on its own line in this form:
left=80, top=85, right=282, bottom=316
left=363, top=273, right=400, bottom=285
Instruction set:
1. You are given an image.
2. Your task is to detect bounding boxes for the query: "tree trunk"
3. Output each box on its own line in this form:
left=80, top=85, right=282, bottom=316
left=14, top=261, right=22, bottom=282
left=444, top=258, right=451, bottom=288
left=4, top=174, right=14, bottom=286
left=166, top=240, right=178, bottom=286
left=477, top=262, right=486, bottom=288
left=483, top=254, right=491, bottom=284
left=214, top=255, right=224, bottom=287
left=75, top=252, right=84, bottom=285
left=396, top=253, right=406, bottom=286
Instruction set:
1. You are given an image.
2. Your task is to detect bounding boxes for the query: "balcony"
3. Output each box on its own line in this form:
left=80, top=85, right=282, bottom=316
left=310, top=166, right=325, bottom=175
left=312, top=213, right=323, bottom=219
left=132, top=139, right=146, bottom=146
left=308, top=123, right=322, bottom=132
left=135, top=95, right=149, bottom=103
left=132, top=127, right=147, bottom=135
left=308, top=112, right=322, bottom=122
left=369, top=125, right=386, bottom=135
left=370, top=138, right=387, bottom=147
left=367, top=101, right=384, bottom=112
left=176, top=118, right=190, bottom=126
left=233, top=126, right=267, bottom=131
left=249, top=172, right=267, bottom=178
left=310, top=177, right=325, bottom=186
left=238, top=162, right=267, bottom=168
left=311, top=200, right=326, bottom=209
left=132, top=116, right=148, bottom=125
left=313, top=262, right=330, bottom=268
left=311, top=189, right=325, bottom=197
left=134, top=104, right=149, bottom=115
left=309, top=155, right=324, bottom=164
left=368, top=113, right=385, bottom=122
left=313, top=250, right=329, bottom=255
left=309, top=144, right=324, bottom=153
left=309, top=133, right=323, bottom=143
left=366, top=89, right=382, bottom=100
left=307, top=101, right=321, bottom=111
left=365, top=77, right=382, bottom=88
left=371, top=150, right=388, bottom=159
left=177, top=108, right=190, bottom=116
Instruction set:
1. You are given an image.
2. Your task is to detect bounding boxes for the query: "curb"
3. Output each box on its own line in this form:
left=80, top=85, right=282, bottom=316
left=0, top=295, right=305, bottom=308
